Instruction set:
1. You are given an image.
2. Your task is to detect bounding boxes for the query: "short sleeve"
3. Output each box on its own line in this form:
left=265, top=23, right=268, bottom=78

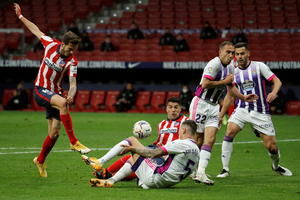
left=202, top=59, right=220, bottom=80
left=40, top=35, right=54, bottom=48
left=259, top=62, right=275, bottom=81
left=68, top=59, right=78, bottom=77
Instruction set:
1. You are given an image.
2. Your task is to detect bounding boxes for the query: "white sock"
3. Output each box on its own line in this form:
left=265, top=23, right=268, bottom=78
left=197, top=150, right=211, bottom=174
left=109, top=162, right=132, bottom=184
left=221, top=140, right=233, bottom=171
left=268, top=150, right=280, bottom=169
left=98, top=139, right=130, bottom=165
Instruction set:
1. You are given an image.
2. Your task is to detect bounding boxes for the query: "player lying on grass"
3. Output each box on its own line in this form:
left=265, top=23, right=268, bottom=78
left=13, top=3, right=91, bottom=178
left=85, top=120, right=200, bottom=189
left=83, top=97, right=189, bottom=180
left=217, top=42, right=292, bottom=178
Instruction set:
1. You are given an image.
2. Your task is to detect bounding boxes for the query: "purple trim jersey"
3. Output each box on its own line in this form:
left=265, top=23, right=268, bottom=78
left=195, top=57, right=234, bottom=104
left=234, top=61, right=276, bottom=114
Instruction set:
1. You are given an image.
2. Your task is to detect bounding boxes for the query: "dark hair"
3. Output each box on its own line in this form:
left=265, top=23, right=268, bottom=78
left=62, top=31, right=80, bottom=45
left=219, top=41, right=234, bottom=50
left=234, top=42, right=248, bottom=50
left=167, top=97, right=181, bottom=105
left=182, top=120, right=197, bottom=135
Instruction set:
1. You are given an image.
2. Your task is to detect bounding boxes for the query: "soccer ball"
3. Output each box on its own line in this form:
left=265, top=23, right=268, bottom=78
left=133, top=120, right=152, bottom=139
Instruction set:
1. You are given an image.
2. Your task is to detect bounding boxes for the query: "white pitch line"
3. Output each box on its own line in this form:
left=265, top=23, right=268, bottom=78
left=0, top=139, right=300, bottom=155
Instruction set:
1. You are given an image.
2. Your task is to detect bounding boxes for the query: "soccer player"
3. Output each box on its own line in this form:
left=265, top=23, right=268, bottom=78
left=13, top=3, right=91, bottom=177
left=88, top=120, right=200, bottom=189
left=189, top=41, right=257, bottom=185
left=85, top=97, right=188, bottom=180
left=217, top=42, right=292, bottom=178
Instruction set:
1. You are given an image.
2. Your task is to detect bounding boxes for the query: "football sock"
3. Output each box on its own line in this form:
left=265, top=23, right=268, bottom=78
left=268, top=149, right=280, bottom=169
left=107, top=155, right=131, bottom=173
left=109, top=162, right=132, bottom=184
left=60, top=113, right=77, bottom=145
left=37, top=135, right=58, bottom=163
left=221, top=136, right=234, bottom=171
left=197, top=145, right=212, bottom=174
left=98, top=139, right=131, bottom=165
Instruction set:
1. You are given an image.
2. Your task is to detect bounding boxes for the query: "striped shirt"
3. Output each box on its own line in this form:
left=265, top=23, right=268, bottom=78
left=34, top=35, right=78, bottom=93
left=234, top=61, right=275, bottom=114
left=195, top=57, right=234, bottom=104
left=153, top=115, right=188, bottom=146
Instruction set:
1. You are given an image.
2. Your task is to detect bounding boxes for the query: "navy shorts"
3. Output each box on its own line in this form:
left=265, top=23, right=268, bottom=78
left=33, top=86, right=60, bottom=120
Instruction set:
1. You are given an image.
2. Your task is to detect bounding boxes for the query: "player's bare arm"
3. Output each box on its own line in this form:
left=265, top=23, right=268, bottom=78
left=267, top=77, right=282, bottom=103
left=219, top=89, right=234, bottom=120
left=202, top=74, right=234, bottom=89
left=67, top=76, right=77, bottom=104
left=14, top=3, right=44, bottom=39
left=122, top=146, right=164, bottom=158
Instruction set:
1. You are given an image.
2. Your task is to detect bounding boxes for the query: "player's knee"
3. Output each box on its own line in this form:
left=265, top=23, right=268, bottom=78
left=127, top=136, right=138, bottom=143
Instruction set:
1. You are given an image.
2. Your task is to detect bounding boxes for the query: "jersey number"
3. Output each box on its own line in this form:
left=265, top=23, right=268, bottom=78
left=180, top=159, right=196, bottom=181
left=195, top=114, right=207, bottom=124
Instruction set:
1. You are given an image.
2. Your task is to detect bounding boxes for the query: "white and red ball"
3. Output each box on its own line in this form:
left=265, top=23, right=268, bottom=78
left=133, top=120, right=152, bottom=139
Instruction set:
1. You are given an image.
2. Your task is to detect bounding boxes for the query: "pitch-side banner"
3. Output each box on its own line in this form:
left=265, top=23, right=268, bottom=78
left=0, top=59, right=300, bottom=69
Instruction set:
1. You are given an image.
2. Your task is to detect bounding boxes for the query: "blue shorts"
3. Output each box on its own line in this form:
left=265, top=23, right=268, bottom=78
left=33, top=86, right=60, bottom=120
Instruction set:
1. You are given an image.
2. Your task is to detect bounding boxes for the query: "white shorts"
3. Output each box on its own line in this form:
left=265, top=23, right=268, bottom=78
left=229, top=108, right=276, bottom=136
left=132, top=157, right=169, bottom=189
left=189, top=96, right=219, bottom=133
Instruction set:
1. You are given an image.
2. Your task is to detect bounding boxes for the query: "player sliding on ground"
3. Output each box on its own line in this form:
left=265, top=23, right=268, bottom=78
left=83, top=120, right=200, bottom=189
left=217, top=42, right=292, bottom=178
left=13, top=3, right=91, bottom=178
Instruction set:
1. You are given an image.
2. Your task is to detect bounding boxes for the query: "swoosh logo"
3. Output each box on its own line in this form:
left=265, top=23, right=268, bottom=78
left=128, top=62, right=141, bottom=68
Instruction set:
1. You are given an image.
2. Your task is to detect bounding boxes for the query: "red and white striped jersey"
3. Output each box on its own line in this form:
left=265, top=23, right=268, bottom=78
left=153, top=115, right=188, bottom=146
left=34, top=35, right=78, bottom=93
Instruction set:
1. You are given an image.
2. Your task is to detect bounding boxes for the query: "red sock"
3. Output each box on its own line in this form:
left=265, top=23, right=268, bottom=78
left=60, top=113, right=77, bottom=145
left=37, top=135, right=58, bottom=163
left=107, top=155, right=131, bottom=173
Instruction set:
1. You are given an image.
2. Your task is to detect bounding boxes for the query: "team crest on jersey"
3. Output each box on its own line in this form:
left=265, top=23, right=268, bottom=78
left=44, top=58, right=62, bottom=72
left=58, top=59, right=66, bottom=68
left=241, top=80, right=256, bottom=92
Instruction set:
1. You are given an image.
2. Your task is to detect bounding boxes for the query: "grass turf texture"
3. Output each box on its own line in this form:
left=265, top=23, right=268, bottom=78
left=0, top=111, right=299, bottom=200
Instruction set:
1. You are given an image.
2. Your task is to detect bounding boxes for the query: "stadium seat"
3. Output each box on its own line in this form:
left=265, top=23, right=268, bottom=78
left=104, top=91, right=119, bottom=112
left=89, top=90, right=106, bottom=112
left=150, top=91, right=167, bottom=113
left=129, top=91, right=151, bottom=113
left=166, top=91, right=180, bottom=100
left=74, top=90, right=91, bottom=112
left=286, top=101, right=300, bottom=115
left=1, top=89, right=15, bottom=108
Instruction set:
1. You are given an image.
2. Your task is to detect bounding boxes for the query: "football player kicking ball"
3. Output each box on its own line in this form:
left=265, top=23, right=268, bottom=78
left=14, top=3, right=91, bottom=178
left=82, top=97, right=189, bottom=181
left=217, top=42, right=292, bottom=178
left=88, top=120, right=200, bottom=189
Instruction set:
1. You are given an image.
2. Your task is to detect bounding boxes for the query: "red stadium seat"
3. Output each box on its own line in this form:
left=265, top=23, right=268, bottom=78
left=74, top=90, right=91, bottom=112
left=104, top=91, right=119, bottom=112
left=89, top=90, right=106, bottom=112
left=129, top=91, right=151, bottom=113
left=150, top=91, right=167, bottom=113
left=166, top=91, right=180, bottom=100
left=2, top=89, right=15, bottom=108
left=286, top=101, right=300, bottom=115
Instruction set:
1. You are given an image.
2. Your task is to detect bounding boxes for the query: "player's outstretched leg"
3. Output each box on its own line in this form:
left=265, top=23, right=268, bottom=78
left=216, top=136, right=233, bottom=178
left=194, top=145, right=214, bottom=185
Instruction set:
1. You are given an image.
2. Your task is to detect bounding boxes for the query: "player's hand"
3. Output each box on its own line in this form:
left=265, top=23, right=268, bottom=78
left=224, top=74, right=234, bottom=85
left=120, top=145, right=132, bottom=155
left=13, top=3, right=22, bottom=19
left=266, top=92, right=277, bottom=103
left=244, top=94, right=259, bottom=103
left=66, top=96, right=74, bottom=104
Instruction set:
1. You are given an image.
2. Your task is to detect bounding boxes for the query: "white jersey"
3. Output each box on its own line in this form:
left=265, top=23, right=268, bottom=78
left=133, top=138, right=200, bottom=188
left=234, top=61, right=275, bottom=114
left=195, top=57, right=234, bottom=104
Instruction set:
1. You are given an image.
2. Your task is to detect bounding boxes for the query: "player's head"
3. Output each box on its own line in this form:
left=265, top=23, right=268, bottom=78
left=218, top=41, right=235, bottom=65
left=234, top=42, right=250, bottom=68
left=166, top=97, right=182, bottom=120
left=179, top=120, right=197, bottom=139
left=61, top=31, right=80, bottom=57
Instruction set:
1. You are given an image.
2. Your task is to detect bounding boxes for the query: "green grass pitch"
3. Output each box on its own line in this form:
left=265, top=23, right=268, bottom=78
left=0, top=111, right=299, bottom=200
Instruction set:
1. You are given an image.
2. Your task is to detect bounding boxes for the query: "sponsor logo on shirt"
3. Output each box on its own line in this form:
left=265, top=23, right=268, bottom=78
left=160, top=127, right=178, bottom=134
left=241, top=80, right=255, bottom=92
left=44, top=58, right=62, bottom=72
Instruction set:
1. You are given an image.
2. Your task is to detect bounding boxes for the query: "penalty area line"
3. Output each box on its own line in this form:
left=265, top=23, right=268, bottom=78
left=0, top=139, right=300, bottom=155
